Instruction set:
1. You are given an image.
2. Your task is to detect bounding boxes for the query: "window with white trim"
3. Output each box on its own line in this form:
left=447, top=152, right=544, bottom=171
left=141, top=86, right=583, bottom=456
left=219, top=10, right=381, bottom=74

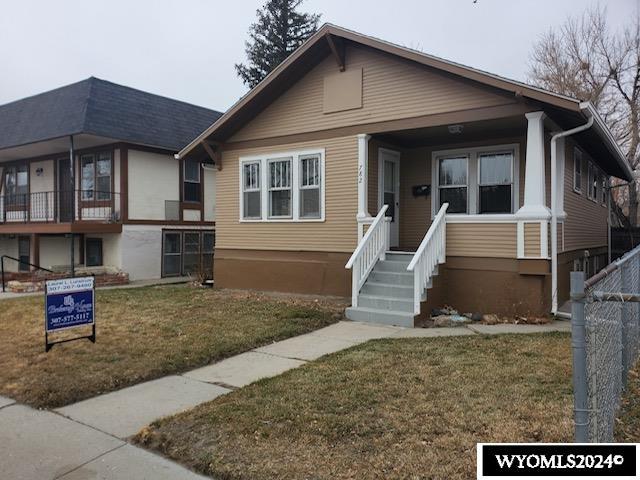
left=587, top=161, right=597, bottom=201
left=299, top=154, right=321, bottom=219
left=433, top=144, right=518, bottom=216
left=601, top=175, right=608, bottom=205
left=438, top=156, right=468, bottom=213
left=573, top=148, right=583, bottom=193
left=239, top=149, right=325, bottom=222
left=242, top=161, right=261, bottom=219
left=268, top=157, right=292, bottom=218
left=478, top=151, right=513, bottom=213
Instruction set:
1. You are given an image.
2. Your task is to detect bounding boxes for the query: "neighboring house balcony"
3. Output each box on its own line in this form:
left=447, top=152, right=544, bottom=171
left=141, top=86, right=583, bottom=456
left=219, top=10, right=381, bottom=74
left=0, top=189, right=122, bottom=234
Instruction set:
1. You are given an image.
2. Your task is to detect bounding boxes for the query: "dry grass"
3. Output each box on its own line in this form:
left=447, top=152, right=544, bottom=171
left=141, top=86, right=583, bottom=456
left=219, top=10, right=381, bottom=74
left=616, top=362, right=640, bottom=441
left=0, top=286, right=342, bottom=409
left=135, top=333, right=573, bottom=480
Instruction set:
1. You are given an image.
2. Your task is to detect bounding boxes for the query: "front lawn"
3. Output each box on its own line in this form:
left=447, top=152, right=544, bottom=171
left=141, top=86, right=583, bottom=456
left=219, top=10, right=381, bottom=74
left=0, top=285, right=342, bottom=409
left=135, top=333, right=573, bottom=480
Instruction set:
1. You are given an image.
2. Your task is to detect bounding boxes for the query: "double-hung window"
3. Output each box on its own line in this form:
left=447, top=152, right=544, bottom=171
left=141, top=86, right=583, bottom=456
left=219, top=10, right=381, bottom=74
left=587, top=162, right=598, bottom=201
left=183, top=159, right=201, bottom=203
left=5, top=164, right=28, bottom=207
left=242, top=161, right=261, bottom=219
left=601, top=175, right=608, bottom=205
left=434, top=144, right=518, bottom=216
left=478, top=152, right=513, bottom=213
left=240, top=149, right=324, bottom=221
left=573, top=148, right=583, bottom=193
left=299, top=154, right=321, bottom=218
left=81, top=152, right=112, bottom=201
left=438, top=156, right=468, bottom=214
left=268, top=157, right=292, bottom=218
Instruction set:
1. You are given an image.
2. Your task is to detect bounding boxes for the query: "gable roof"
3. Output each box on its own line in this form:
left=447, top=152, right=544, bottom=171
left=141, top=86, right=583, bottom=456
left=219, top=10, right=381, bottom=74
left=179, top=24, right=632, bottom=181
left=0, top=77, right=222, bottom=152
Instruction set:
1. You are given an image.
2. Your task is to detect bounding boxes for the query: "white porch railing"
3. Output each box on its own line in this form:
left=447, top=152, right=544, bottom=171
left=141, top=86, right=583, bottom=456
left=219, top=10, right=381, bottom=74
left=345, top=204, right=390, bottom=308
left=407, top=203, right=448, bottom=315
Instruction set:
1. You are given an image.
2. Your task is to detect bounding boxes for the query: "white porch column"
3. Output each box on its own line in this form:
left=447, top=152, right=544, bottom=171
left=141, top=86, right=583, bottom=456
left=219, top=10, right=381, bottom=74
left=357, top=134, right=371, bottom=239
left=517, top=111, right=550, bottom=219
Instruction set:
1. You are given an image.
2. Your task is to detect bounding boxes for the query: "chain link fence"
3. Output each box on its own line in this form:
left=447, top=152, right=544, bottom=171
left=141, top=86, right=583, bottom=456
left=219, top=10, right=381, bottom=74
left=571, top=245, right=640, bottom=442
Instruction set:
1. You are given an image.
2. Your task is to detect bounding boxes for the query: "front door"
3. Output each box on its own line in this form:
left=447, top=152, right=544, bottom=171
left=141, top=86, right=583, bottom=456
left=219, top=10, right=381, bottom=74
left=58, top=158, right=73, bottom=222
left=379, top=148, right=400, bottom=248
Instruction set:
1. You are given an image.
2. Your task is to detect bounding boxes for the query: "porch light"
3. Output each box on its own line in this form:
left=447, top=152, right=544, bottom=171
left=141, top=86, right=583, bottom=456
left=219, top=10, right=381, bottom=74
left=448, top=124, right=464, bottom=134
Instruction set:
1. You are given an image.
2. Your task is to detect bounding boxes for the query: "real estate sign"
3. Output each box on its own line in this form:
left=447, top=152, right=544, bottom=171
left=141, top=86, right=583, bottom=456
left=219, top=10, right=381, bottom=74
left=44, top=276, right=96, bottom=351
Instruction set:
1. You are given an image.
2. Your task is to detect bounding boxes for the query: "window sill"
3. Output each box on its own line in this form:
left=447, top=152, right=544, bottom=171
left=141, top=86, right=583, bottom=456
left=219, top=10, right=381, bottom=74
left=239, top=218, right=325, bottom=223
left=444, top=214, right=519, bottom=223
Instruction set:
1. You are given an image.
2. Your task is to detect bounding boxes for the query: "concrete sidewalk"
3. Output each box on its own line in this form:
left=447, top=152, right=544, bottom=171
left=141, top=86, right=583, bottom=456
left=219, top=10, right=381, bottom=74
left=2, top=320, right=570, bottom=479
left=0, top=397, right=207, bottom=480
left=55, top=320, right=570, bottom=439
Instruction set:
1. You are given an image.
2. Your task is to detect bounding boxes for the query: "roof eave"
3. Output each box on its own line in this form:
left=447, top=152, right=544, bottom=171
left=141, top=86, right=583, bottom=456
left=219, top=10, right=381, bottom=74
left=580, top=102, right=633, bottom=182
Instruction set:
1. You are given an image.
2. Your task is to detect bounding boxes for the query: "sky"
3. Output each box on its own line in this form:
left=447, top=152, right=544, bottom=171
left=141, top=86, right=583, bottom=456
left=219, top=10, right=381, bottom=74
left=0, top=0, right=637, bottom=113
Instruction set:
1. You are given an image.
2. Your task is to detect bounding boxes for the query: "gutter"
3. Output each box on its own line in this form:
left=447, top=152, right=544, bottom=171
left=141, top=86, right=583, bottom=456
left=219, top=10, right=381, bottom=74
left=550, top=106, right=594, bottom=316
left=551, top=102, right=633, bottom=317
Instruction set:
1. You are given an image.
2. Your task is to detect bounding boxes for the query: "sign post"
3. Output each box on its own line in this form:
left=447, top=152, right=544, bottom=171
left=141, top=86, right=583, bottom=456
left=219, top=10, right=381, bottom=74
left=45, top=276, right=96, bottom=352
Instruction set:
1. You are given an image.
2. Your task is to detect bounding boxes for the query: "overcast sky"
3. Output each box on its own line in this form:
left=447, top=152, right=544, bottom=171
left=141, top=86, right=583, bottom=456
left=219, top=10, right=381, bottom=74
left=0, top=0, right=636, bottom=112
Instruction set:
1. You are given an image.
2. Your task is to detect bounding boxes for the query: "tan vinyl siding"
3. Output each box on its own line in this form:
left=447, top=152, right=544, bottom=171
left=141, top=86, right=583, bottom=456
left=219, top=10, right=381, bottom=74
left=563, top=138, right=608, bottom=251
left=217, top=136, right=358, bottom=252
left=230, top=45, right=516, bottom=143
left=399, top=146, right=431, bottom=251
left=447, top=223, right=517, bottom=258
left=524, top=222, right=541, bottom=257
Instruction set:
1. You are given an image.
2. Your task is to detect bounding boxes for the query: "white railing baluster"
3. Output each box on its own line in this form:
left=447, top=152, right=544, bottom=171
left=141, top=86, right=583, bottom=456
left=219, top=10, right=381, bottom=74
left=406, top=203, right=449, bottom=315
left=345, top=205, right=390, bottom=307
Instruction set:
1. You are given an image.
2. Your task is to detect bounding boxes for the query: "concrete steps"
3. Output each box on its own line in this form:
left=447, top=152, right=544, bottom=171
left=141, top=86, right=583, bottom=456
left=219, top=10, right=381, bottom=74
left=346, top=252, right=430, bottom=328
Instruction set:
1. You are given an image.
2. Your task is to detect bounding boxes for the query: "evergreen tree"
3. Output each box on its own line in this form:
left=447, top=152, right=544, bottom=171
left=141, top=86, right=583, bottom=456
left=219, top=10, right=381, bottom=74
left=236, top=0, right=321, bottom=88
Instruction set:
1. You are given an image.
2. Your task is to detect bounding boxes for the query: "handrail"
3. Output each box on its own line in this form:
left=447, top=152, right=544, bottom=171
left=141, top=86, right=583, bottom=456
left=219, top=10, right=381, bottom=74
left=345, top=205, right=389, bottom=268
left=407, top=203, right=448, bottom=271
left=0, top=189, right=120, bottom=224
left=406, top=203, right=448, bottom=314
left=1, top=255, right=54, bottom=293
left=345, top=205, right=390, bottom=308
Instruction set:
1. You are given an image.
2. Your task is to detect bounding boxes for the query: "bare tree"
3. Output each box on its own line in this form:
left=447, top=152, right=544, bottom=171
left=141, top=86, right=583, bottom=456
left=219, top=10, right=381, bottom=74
left=528, top=6, right=640, bottom=224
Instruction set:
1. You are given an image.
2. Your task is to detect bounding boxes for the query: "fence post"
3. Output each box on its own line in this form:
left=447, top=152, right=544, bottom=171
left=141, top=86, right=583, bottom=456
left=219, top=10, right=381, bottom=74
left=621, top=260, right=632, bottom=385
left=571, top=271, right=589, bottom=442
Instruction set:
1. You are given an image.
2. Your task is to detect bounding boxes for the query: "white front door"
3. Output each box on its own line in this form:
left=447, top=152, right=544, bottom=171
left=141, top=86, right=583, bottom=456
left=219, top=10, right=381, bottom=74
left=379, top=148, right=400, bottom=248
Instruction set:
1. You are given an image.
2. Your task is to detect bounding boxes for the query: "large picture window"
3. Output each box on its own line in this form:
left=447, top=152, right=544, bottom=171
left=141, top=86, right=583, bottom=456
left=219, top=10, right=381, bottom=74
left=478, top=152, right=513, bottom=214
left=183, top=159, right=202, bottom=203
left=240, top=149, right=325, bottom=222
left=81, top=152, right=112, bottom=201
left=438, top=156, right=468, bottom=214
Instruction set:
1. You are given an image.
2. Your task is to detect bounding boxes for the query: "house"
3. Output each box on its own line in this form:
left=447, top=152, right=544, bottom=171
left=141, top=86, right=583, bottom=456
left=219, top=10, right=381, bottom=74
left=0, top=77, right=221, bottom=283
left=178, top=24, right=632, bottom=327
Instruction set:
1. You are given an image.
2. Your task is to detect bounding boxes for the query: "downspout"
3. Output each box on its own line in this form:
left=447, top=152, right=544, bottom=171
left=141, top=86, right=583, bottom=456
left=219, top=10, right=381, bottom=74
left=551, top=106, right=594, bottom=316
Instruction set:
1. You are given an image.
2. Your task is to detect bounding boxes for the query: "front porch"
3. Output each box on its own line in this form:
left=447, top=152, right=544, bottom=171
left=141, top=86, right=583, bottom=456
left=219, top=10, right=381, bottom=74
left=347, top=111, right=557, bottom=326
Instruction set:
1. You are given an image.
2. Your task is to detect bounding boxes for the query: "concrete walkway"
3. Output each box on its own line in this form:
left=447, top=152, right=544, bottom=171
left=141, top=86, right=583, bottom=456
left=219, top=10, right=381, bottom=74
left=2, top=320, right=570, bottom=479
